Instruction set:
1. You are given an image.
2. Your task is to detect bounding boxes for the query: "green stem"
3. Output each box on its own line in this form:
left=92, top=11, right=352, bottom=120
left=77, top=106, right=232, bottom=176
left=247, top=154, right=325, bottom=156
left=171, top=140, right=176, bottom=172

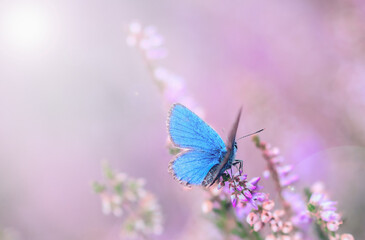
left=314, top=222, right=329, bottom=240
left=252, top=231, right=263, bottom=240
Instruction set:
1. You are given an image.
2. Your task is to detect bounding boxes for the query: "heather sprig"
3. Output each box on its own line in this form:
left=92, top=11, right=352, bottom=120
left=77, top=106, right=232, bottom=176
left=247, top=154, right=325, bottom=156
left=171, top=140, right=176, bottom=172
left=306, top=182, right=354, bottom=240
left=217, top=172, right=267, bottom=210
left=127, top=21, right=203, bottom=155
left=253, top=136, right=354, bottom=239
left=126, top=22, right=167, bottom=61
left=93, top=162, right=163, bottom=239
left=202, top=169, right=268, bottom=239
left=246, top=199, right=304, bottom=240
left=253, top=135, right=299, bottom=213
left=252, top=136, right=315, bottom=238
left=126, top=21, right=203, bottom=115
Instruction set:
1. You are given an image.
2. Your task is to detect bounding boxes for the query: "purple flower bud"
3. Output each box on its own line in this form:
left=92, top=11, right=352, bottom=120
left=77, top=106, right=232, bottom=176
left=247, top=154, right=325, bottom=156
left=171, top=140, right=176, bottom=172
left=238, top=174, right=248, bottom=182
left=321, top=211, right=340, bottom=222
left=245, top=183, right=257, bottom=191
left=277, top=165, right=293, bottom=176
left=238, top=194, right=247, bottom=201
left=249, top=199, right=259, bottom=210
left=244, top=190, right=252, bottom=199
left=236, top=185, right=243, bottom=191
left=280, top=175, right=299, bottom=187
left=263, top=170, right=270, bottom=178
left=320, top=201, right=337, bottom=211
left=231, top=195, right=237, bottom=207
left=252, top=192, right=267, bottom=202
left=296, top=211, right=312, bottom=224
left=310, top=193, right=323, bottom=204
left=249, top=177, right=261, bottom=186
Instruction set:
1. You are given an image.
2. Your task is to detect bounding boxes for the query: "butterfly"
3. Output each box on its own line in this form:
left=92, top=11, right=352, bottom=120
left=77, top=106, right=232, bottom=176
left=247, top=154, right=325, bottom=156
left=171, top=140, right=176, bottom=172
left=167, top=103, right=244, bottom=187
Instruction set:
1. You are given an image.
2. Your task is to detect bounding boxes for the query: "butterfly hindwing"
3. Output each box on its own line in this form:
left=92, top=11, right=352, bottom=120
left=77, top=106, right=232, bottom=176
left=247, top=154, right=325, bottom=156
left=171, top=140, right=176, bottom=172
left=169, top=150, right=221, bottom=185
left=167, top=104, right=226, bottom=153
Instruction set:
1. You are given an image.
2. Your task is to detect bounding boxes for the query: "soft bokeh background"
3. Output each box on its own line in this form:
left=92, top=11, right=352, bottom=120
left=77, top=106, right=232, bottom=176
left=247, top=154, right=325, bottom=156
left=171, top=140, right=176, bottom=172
left=1, top=0, right=365, bottom=239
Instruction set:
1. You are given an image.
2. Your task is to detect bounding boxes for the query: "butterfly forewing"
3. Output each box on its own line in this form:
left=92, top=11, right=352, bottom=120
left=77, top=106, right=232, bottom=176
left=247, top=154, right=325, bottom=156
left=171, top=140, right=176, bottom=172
left=168, top=104, right=226, bottom=153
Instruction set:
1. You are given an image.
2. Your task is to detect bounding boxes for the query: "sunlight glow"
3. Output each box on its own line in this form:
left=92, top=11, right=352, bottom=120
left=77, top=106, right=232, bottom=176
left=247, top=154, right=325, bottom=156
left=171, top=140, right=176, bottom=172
left=2, top=5, right=49, bottom=49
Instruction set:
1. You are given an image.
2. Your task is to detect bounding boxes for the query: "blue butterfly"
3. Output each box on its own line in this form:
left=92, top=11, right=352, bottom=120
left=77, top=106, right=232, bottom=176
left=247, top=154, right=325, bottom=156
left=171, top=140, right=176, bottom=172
left=167, top=103, right=243, bottom=187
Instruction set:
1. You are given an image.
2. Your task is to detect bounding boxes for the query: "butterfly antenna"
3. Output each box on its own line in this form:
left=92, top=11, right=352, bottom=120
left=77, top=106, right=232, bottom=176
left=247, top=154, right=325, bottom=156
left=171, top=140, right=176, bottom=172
left=237, top=128, right=264, bottom=141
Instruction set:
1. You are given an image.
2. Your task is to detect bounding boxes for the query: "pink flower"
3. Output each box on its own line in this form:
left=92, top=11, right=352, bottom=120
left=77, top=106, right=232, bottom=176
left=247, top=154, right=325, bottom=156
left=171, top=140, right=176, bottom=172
left=247, top=212, right=259, bottom=226
left=327, top=221, right=340, bottom=232
left=273, top=209, right=285, bottom=219
left=261, top=210, right=272, bottom=223
left=253, top=221, right=263, bottom=232
left=269, top=219, right=283, bottom=232
left=263, top=200, right=275, bottom=211
left=341, top=234, right=354, bottom=240
left=282, top=221, right=293, bottom=234
left=201, top=200, right=213, bottom=213
left=265, top=235, right=276, bottom=240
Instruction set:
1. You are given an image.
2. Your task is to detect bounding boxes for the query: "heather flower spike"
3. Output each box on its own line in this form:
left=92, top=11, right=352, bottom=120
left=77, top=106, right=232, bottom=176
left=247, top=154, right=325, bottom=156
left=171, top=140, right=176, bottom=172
left=93, top=162, right=163, bottom=238
left=216, top=171, right=266, bottom=211
left=127, top=22, right=205, bottom=156
left=306, top=182, right=353, bottom=240
left=126, top=21, right=202, bottom=115
left=245, top=197, right=303, bottom=238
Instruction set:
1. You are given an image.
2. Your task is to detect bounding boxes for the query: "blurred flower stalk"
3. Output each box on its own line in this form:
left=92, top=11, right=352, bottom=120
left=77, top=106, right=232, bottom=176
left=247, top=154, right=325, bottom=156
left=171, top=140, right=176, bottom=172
left=93, top=162, right=163, bottom=239
left=126, top=21, right=204, bottom=116
left=126, top=21, right=204, bottom=155
left=306, top=182, right=354, bottom=240
left=253, top=135, right=299, bottom=213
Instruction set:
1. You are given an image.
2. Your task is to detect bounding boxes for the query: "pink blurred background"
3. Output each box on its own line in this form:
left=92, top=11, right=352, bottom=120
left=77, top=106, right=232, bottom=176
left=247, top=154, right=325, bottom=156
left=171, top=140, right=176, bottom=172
left=0, top=0, right=365, bottom=239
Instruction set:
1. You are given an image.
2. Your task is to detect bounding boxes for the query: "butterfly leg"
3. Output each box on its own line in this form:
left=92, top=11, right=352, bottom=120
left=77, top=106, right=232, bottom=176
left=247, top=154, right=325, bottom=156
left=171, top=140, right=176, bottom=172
left=232, top=159, right=243, bottom=173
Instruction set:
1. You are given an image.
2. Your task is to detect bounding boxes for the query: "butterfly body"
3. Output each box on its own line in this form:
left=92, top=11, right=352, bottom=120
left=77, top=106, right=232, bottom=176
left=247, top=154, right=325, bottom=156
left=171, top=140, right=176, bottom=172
left=167, top=103, right=241, bottom=187
left=221, top=144, right=237, bottom=173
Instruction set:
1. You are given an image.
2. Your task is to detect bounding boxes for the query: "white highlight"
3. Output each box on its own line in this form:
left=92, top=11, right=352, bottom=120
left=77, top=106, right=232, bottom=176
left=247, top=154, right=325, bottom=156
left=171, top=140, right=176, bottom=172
left=1, top=5, right=49, bottom=49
